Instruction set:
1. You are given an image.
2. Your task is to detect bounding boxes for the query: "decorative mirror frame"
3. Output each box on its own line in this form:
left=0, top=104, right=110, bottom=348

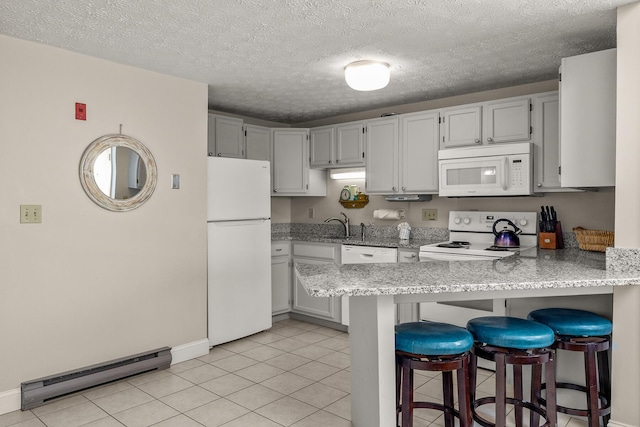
left=79, top=134, right=157, bottom=212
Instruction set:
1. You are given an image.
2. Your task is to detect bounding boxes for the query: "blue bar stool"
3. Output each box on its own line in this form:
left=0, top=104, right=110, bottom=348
left=528, top=308, right=612, bottom=427
left=395, top=321, right=474, bottom=427
left=466, top=316, right=557, bottom=427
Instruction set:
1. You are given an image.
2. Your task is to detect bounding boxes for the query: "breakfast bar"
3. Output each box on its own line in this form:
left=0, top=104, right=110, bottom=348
left=295, top=249, right=640, bottom=427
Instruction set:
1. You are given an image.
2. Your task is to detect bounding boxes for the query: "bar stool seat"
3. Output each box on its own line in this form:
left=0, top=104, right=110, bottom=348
left=467, top=316, right=557, bottom=427
left=528, top=308, right=612, bottom=427
left=395, top=321, right=474, bottom=427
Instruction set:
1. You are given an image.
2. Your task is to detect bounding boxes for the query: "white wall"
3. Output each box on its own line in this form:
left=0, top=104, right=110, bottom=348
left=0, top=35, right=208, bottom=395
left=611, top=4, right=640, bottom=426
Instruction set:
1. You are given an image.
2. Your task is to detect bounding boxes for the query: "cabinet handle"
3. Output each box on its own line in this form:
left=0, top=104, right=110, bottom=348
left=537, top=183, right=542, bottom=187
left=487, top=137, right=494, bottom=143
left=402, top=186, right=406, bottom=191
left=208, top=152, right=213, bottom=156
left=274, top=189, right=278, bottom=193
left=336, top=160, right=340, bottom=163
left=474, top=139, right=480, bottom=144
left=217, top=153, right=222, bottom=156
left=392, top=186, right=397, bottom=191
left=275, top=248, right=282, bottom=252
left=328, top=161, right=332, bottom=164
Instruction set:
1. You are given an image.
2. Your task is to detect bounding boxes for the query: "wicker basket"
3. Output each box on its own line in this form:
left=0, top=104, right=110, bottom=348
left=573, top=227, right=615, bottom=252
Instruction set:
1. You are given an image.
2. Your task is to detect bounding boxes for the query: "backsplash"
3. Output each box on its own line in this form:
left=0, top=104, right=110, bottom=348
left=273, top=223, right=579, bottom=247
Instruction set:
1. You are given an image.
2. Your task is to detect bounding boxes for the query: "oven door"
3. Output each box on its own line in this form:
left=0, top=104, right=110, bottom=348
left=439, top=155, right=509, bottom=197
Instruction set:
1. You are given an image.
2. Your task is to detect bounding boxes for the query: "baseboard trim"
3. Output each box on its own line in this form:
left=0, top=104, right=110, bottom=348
left=170, top=338, right=210, bottom=365
left=0, top=388, right=20, bottom=415
left=607, top=421, right=636, bottom=427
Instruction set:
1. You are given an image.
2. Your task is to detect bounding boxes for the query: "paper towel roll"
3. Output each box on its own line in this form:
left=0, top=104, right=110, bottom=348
left=373, top=209, right=405, bottom=220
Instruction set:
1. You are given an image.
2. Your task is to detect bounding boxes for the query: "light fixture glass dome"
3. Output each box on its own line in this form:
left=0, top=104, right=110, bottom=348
left=344, top=60, right=390, bottom=91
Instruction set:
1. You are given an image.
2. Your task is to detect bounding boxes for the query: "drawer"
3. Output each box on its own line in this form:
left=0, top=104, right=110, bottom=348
left=271, top=241, right=290, bottom=257
left=293, top=242, right=337, bottom=260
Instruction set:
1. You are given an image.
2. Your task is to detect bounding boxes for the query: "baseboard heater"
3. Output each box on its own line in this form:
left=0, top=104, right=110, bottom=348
left=21, top=347, right=171, bottom=410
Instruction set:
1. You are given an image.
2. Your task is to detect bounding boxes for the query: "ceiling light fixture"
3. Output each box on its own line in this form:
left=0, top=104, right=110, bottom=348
left=344, top=60, right=390, bottom=91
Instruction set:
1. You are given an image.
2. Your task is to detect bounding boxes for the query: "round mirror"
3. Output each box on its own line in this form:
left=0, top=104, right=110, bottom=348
left=79, top=134, right=157, bottom=211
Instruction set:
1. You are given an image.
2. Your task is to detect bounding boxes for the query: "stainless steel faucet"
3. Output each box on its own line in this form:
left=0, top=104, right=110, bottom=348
left=324, top=212, right=350, bottom=237
left=360, top=222, right=366, bottom=242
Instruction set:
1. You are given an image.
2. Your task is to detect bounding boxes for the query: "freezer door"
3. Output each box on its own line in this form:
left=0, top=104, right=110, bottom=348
left=208, top=219, right=272, bottom=346
left=207, top=157, right=271, bottom=221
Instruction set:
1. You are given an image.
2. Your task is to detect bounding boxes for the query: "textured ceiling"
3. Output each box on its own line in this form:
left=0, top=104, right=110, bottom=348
left=0, top=0, right=635, bottom=124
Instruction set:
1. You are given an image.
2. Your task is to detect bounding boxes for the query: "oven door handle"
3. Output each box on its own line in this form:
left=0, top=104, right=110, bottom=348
left=501, top=157, right=509, bottom=190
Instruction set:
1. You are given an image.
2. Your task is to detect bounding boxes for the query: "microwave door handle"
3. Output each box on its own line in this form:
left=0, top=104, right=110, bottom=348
left=501, top=157, right=509, bottom=190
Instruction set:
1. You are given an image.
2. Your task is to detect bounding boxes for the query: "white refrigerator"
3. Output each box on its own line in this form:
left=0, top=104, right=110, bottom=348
left=207, top=157, right=272, bottom=347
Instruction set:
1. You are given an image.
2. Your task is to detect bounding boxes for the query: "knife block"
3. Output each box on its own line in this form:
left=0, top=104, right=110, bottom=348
left=539, top=221, right=564, bottom=249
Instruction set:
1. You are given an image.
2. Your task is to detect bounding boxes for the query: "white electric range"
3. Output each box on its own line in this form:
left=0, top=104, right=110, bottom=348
left=419, top=210, right=538, bottom=261
left=418, top=211, right=538, bottom=370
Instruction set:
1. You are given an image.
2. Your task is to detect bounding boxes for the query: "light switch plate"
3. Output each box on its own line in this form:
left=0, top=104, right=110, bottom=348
left=171, top=174, right=180, bottom=189
left=21, top=205, right=42, bottom=223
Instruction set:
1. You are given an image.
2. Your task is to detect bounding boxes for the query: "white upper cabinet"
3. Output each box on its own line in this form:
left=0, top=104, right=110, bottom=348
left=208, top=114, right=245, bottom=158
left=309, top=125, right=334, bottom=167
left=245, top=124, right=271, bottom=161
left=335, top=122, right=366, bottom=167
left=533, top=92, right=563, bottom=192
left=310, top=122, right=365, bottom=168
left=559, top=48, right=616, bottom=188
left=400, top=111, right=440, bottom=193
left=483, top=97, right=531, bottom=144
left=365, top=117, right=399, bottom=194
left=272, top=129, right=326, bottom=196
left=440, top=96, right=531, bottom=149
left=441, top=106, right=482, bottom=148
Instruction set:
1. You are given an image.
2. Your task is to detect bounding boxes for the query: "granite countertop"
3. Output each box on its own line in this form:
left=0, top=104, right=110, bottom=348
left=295, top=249, right=640, bottom=297
left=271, top=232, right=441, bottom=249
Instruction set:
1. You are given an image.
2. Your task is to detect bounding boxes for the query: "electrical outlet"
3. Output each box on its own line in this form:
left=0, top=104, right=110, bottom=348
left=308, top=208, right=314, bottom=219
left=422, top=208, right=437, bottom=221
left=21, top=205, right=42, bottom=223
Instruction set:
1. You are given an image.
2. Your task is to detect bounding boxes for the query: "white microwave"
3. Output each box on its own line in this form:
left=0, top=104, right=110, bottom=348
left=438, top=142, right=533, bottom=197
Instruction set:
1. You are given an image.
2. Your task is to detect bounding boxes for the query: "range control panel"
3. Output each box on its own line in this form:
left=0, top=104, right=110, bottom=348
left=448, top=211, right=538, bottom=235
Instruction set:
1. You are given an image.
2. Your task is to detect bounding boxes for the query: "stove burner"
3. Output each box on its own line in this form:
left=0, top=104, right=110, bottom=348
left=437, top=242, right=470, bottom=249
left=451, top=241, right=470, bottom=246
left=485, top=245, right=519, bottom=251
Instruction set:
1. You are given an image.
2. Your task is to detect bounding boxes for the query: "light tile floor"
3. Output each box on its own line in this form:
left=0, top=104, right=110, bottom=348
left=2, top=319, right=590, bottom=427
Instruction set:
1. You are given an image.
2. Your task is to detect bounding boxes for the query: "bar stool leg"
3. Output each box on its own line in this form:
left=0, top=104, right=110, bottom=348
left=513, top=364, right=523, bottom=427
left=401, top=358, right=414, bottom=427
left=597, top=348, right=611, bottom=426
left=457, top=356, right=472, bottom=427
left=442, top=370, right=455, bottom=427
left=545, top=351, right=557, bottom=427
left=584, top=346, right=599, bottom=427
left=495, top=352, right=507, bottom=427
left=530, top=363, right=543, bottom=427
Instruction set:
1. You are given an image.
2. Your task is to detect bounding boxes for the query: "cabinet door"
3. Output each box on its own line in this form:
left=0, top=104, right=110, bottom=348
left=271, top=256, right=291, bottom=315
left=272, top=129, right=309, bottom=195
left=401, top=111, right=439, bottom=193
left=365, top=117, right=399, bottom=193
left=335, top=122, right=365, bottom=167
left=441, top=106, right=482, bottom=148
left=533, top=93, right=561, bottom=192
left=212, top=116, right=245, bottom=158
left=560, top=48, right=616, bottom=187
left=310, top=126, right=334, bottom=168
left=484, top=97, right=531, bottom=144
left=293, top=258, right=340, bottom=321
left=246, top=125, right=271, bottom=161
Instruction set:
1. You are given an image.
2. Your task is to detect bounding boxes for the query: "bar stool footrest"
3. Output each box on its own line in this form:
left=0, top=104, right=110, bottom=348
left=473, top=396, right=551, bottom=427
left=536, top=382, right=611, bottom=418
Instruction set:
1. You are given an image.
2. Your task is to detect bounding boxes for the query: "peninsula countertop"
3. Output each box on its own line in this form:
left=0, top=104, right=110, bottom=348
left=295, top=249, right=640, bottom=298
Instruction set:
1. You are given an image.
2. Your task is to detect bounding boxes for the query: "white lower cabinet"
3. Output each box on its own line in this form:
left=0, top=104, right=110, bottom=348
left=292, top=242, right=341, bottom=322
left=271, top=242, right=291, bottom=315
